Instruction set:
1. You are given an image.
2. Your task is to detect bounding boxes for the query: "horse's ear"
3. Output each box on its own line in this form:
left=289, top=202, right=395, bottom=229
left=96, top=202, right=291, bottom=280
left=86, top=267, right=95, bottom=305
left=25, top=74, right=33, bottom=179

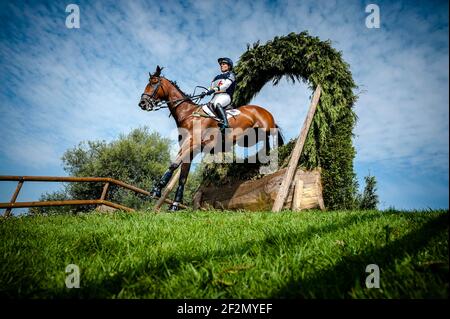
left=154, top=65, right=164, bottom=77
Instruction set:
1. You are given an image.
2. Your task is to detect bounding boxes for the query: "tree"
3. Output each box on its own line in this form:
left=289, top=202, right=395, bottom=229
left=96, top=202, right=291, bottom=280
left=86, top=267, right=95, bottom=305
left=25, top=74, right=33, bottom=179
left=359, top=174, right=379, bottom=210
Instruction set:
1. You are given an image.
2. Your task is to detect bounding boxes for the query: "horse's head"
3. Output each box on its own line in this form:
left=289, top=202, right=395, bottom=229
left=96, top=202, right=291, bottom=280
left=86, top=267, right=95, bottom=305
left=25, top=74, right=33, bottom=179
left=139, top=65, right=168, bottom=111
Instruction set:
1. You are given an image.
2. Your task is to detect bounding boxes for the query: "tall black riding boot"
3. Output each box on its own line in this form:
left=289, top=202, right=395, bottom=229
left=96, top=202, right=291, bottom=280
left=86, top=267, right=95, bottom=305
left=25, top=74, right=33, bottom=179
left=215, top=104, right=229, bottom=133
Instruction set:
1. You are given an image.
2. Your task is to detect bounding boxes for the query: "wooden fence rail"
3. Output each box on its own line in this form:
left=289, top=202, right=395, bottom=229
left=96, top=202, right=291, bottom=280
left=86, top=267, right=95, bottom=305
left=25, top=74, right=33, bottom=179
left=0, top=175, right=186, bottom=217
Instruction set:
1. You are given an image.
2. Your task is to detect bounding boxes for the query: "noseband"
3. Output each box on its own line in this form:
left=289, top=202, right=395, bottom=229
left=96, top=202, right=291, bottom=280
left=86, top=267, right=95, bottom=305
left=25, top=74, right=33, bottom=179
left=140, top=77, right=163, bottom=111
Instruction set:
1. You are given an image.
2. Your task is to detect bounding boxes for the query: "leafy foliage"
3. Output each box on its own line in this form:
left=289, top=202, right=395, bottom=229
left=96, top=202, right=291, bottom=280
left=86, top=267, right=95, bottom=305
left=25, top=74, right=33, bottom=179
left=204, top=32, right=358, bottom=209
left=359, top=174, right=379, bottom=210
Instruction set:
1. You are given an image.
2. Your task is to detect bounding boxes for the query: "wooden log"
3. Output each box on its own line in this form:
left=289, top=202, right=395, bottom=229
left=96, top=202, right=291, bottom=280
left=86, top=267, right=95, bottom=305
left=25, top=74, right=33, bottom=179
left=272, top=85, right=321, bottom=212
left=197, top=168, right=323, bottom=211
left=292, top=179, right=304, bottom=211
left=96, top=204, right=117, bottom=213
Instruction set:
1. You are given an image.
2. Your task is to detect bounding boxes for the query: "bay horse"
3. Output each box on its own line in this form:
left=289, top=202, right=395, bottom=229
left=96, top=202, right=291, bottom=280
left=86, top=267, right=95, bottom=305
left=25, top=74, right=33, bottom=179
left=139, top=65, right=284, bottom=211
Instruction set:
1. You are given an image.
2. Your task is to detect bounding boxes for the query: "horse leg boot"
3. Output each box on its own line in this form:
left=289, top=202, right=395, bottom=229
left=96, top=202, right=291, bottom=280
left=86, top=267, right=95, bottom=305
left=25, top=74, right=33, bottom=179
left=169, top=184, right=184, bottom=211
left=215, top=103, right=229, bottom=134
left=169, top=163, right=191, bottom=211
left=150, top=163, right=179, bottom=198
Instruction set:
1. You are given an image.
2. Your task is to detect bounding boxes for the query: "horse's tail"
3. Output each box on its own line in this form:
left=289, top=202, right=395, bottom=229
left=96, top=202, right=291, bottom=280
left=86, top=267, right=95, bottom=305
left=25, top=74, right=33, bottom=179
left=275, top=124, right=284, bottom=147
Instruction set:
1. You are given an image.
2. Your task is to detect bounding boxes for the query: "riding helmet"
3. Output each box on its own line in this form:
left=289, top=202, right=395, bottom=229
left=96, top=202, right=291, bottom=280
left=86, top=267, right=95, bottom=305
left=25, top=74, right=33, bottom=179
left=218, top=57, right=233, bottom=69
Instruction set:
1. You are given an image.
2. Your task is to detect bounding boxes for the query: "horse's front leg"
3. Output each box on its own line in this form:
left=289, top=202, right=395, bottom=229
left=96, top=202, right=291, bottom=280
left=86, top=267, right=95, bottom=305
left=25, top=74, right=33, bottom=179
left=168, top=162, right=192, bottom=211
left=150, top=134, right=191, bottom=198
left=150, top=162, right=179, bottom=198
left=151, top=136, right=200, bottom=200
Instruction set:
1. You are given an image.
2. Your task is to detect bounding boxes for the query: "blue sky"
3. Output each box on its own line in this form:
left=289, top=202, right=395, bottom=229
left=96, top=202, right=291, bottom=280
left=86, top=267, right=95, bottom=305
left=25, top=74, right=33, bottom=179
left=0, top=0, right=448, bottom=212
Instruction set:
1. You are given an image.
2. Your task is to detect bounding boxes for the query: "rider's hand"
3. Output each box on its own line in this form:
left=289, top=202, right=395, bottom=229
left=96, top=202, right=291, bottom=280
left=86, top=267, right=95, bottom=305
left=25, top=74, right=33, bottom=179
left=206, top=89, right=215, bottom=95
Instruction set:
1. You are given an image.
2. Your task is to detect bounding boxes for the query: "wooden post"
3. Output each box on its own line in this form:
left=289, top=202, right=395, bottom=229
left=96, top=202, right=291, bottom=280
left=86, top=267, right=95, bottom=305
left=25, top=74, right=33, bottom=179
left=100, top=182, right=110, bottom=200
left=272, top=85, right=321, bottom=212
left=154, top=168, right=181, bottom=211
left=292, top=179, right=304, bottom=211
left=4, top=180, right=24, bottom=217
left=96, top=182, right=112, bottom=212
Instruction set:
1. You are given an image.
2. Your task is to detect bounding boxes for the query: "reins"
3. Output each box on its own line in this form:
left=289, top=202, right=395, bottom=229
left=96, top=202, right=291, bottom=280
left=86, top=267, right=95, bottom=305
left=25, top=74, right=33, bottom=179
left=140, top=77, right=204, bottom=112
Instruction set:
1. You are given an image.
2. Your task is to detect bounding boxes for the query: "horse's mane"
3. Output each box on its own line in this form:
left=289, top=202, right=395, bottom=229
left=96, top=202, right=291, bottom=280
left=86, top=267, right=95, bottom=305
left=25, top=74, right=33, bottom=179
left=168, top=79, right=187, bottom=96
left=166, top=78, right=197, bottom=105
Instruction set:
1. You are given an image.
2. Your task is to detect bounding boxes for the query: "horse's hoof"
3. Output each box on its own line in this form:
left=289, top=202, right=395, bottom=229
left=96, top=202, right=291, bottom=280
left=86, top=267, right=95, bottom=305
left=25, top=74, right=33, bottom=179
left=169, top=202, right=180, bottom=211
left=150, top=188, right=161, bottom=199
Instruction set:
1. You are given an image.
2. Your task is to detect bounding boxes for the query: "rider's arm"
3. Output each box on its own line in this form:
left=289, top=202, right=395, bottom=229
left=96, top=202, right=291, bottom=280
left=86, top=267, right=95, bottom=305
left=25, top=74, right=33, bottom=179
left=209, top=78, right=233, bottom=94
left=217, top=78, right=233, bottom=92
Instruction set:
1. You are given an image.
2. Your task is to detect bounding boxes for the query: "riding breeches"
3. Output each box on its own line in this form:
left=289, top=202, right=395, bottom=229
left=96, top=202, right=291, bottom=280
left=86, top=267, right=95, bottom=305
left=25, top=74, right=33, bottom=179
left=210, top=93, right=231, bottom=109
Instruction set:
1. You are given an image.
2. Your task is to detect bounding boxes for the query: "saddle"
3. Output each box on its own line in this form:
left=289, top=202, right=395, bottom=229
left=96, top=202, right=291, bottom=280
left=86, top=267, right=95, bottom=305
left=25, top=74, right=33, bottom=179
left=201, top=103, right=241, bottom=121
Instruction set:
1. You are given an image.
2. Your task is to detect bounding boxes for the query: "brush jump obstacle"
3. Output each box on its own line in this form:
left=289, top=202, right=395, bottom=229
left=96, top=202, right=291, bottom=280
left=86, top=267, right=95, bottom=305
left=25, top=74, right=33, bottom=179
left=232, top=33, right=357, bottom=211
left=193, top=86, right=325, bottom=212
left=190, top=31, right=357, bottom=212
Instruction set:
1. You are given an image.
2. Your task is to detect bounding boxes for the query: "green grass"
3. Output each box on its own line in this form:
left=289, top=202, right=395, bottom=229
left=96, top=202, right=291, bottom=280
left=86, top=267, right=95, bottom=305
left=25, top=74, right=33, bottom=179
left=0, top=209, right=448, bottom=298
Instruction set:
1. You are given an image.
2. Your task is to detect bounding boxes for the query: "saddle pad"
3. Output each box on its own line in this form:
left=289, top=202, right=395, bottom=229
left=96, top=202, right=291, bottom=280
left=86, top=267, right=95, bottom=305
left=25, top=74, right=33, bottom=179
left=201, top=104, right=241, bottom=120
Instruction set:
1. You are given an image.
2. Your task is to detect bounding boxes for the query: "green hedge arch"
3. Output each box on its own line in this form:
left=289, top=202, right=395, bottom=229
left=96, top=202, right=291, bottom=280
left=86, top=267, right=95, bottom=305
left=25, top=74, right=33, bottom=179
left=205, top=31, right=359, bottom=209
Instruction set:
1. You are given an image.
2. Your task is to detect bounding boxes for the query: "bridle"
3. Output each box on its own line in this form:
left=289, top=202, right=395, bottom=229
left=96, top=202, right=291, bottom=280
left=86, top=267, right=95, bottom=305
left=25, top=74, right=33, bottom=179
left=139, top=75, right=204, bottom=112
left=139, top=75, right=164, bottom=111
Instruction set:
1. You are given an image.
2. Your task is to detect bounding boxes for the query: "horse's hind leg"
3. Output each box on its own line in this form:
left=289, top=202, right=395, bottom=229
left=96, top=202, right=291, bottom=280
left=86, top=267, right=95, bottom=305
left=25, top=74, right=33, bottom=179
left=265, top=131, right=271, bottom=157
left=169, top=162, right=191, bottom=211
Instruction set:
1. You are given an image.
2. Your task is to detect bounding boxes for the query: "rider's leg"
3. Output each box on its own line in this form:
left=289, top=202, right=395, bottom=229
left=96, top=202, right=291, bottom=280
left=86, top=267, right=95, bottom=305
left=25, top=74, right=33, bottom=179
left=212, top=94, right=231, bottom=131
left=215, top=103, right=229, bottom=130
